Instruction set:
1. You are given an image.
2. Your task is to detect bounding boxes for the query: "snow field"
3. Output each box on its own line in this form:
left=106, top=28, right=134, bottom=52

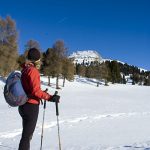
left=0, top=77, right=150, bottom=150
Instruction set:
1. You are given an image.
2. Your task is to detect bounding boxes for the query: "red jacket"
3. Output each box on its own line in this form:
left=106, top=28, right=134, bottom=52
left=21, top=63, right=51, bottom=104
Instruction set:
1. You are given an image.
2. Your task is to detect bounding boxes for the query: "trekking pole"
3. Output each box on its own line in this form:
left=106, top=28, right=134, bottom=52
left=40, top=88, right=48, bottom=150
left=54, top=91, right=62, bottom=150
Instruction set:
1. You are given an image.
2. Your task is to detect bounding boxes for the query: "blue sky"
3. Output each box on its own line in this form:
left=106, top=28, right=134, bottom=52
left=0, top=0, right=150, bottom=70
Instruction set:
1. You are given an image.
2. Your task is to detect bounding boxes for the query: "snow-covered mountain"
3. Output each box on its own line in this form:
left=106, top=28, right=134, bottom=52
left=69, top=50, right=148, bottom=72
left=69, top=50, right=103, bottom=64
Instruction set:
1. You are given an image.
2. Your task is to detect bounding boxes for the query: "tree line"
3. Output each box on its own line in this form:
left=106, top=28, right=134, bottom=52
left=75, top=60, right=150, bottom=86
left=0, top=16, right=150, bottom=87
left=18, top=40, right=75, bottom=89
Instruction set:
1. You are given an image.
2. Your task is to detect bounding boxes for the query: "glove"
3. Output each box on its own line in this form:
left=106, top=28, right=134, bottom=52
left=49, top=95, right=60, bottom=103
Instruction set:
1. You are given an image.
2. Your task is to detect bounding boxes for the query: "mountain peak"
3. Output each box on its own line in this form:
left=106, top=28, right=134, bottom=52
left=69, top=50, right=102, bottom=64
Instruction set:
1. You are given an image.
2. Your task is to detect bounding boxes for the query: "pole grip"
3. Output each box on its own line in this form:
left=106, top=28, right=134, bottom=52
left=55, top=102, right=59, bottom=116
left=54, top=91, right=59, bottom=116
left=54, top=91, right=58, bottom=95
left=43, top=88, right=48, bottom=109
left=44, top=100, right=46, bottom=109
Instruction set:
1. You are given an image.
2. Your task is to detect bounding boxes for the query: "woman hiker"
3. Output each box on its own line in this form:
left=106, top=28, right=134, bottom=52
left=18, top=48, right=60, bottom=150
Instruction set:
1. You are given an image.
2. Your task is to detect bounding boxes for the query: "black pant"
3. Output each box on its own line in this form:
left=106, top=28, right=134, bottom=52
left=18, top=103, right=39, bottom=150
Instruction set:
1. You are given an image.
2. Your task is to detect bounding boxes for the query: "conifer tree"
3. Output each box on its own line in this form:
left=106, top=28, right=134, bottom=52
left=110, top=61, right=121, bottom=83
left=144, top=74, right=150, bottom=86
left=148, top=75, right=150, bottom=86
left=139, top=75, right=144, bottom=85
left=100, top=62, right=110, bottom=86
left=93, top=62, right=101, bottom=87
left=25, top=39, right=41, bottom=51
left=53, top=40, right=67, bottom=89
left=85, top=65, right=95, bottom=78
left=62, top=58, right=74, bottom=87
left=77, top=64, right=86, bottom=78
left=0, top=16, right=18, bottom=76
left=122, top=75, right=126, bottom=84
left=42, top=48, right=55, bottom=86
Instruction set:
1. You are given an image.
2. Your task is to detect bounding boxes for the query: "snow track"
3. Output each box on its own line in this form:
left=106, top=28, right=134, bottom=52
left=1, top=112, right=150, bottom=139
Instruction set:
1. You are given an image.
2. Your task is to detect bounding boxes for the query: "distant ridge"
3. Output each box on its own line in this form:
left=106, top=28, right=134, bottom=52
left=100, top=59, right=148, bottom=72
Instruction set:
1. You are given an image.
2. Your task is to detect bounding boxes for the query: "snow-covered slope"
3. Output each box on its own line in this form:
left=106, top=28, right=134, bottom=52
left=0, top=77, right=150, bottom=150
left=100, top=58, right=125, bottom=64
left=69, top=50, right=103, bottom=64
